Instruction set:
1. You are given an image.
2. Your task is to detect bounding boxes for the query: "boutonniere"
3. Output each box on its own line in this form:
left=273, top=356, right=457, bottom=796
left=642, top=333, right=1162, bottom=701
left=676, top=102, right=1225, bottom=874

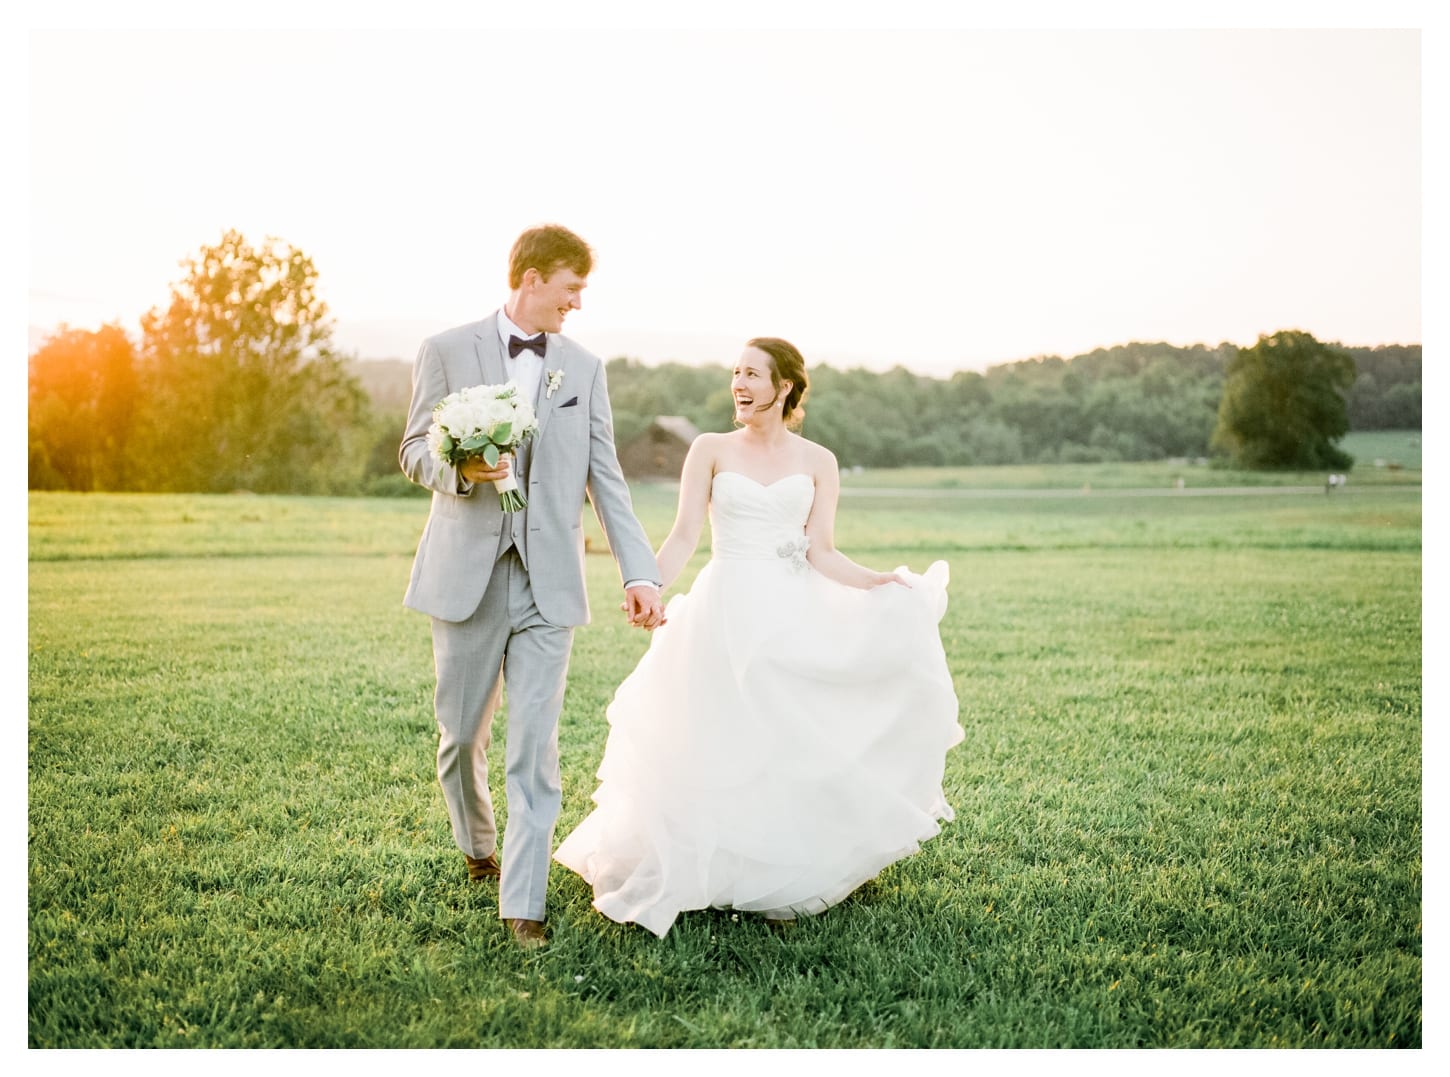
left=545, top=369, right=565, bottom=399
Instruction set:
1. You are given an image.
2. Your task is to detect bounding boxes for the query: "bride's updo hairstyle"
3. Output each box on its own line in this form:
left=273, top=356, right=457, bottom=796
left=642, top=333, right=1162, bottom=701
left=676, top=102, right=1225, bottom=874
left=745, top=336, right=809, bottom=430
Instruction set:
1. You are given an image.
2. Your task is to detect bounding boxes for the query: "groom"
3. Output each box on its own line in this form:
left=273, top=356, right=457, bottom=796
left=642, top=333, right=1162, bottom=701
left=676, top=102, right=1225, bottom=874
left=399, top=224, right=663, bottom=949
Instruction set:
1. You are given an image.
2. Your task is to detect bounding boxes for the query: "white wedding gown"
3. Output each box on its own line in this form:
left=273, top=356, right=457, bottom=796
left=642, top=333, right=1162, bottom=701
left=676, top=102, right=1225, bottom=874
left=554, top=471, right=964, bottom=937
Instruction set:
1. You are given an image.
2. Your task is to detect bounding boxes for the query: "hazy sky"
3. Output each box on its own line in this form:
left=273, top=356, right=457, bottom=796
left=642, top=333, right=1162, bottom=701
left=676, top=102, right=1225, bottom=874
left=25, top=12, right=1425, bottom=376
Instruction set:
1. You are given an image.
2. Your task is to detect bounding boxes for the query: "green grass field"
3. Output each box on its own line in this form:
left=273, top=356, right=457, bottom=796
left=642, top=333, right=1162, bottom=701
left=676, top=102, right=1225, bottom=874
left=27, top=465, right=1422, bottom=1048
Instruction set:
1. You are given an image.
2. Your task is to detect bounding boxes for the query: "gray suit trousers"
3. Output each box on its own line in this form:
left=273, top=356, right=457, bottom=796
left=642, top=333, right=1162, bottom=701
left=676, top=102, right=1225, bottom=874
left=431, top=547, right=573, bottom=921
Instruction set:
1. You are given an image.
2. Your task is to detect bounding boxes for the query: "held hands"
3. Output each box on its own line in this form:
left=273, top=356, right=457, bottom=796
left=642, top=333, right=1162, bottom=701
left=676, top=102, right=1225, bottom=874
left=622, top=584, right=666, bottom=631
left=460, top=455, right=510, bottom=485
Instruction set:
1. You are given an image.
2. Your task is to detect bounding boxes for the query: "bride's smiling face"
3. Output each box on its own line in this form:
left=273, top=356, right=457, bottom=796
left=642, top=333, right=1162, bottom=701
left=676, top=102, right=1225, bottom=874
left=732, top=347, right=790, bottom=423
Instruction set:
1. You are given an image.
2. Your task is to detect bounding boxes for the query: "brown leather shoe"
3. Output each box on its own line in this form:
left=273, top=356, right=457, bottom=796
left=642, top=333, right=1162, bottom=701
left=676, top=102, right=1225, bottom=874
left=506, top=918, right=549, bottom=950
left=464, top=853, right=500, bottom=881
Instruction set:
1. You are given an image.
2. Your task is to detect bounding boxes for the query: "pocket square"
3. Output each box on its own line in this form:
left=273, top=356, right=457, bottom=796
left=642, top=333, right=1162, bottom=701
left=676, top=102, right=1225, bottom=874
left=558, top=396, right=579, bottom=408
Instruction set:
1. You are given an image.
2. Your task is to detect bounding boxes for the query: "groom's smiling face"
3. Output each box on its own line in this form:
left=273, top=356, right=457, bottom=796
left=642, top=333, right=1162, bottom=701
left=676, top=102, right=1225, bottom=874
left=517, top=265, right=587, bottom=334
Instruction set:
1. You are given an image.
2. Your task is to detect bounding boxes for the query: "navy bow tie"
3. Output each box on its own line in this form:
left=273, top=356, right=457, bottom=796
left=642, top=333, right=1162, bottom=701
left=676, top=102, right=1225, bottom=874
left=508, top=333, right=547, bottom=359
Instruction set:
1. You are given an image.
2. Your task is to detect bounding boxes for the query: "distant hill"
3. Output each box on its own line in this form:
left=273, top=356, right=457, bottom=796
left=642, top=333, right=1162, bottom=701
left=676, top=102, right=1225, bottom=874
left=345, top=342, right=1421, bottom=446
left=346, top=358, right=413, bottom=412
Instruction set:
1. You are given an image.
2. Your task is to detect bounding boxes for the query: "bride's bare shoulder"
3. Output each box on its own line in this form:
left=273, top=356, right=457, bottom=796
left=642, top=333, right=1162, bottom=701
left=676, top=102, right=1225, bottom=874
left=688, top=431, right=730, bottom=452
left=690, top=430, right=735, bottom=455
left=684, top=430, right=732, bottom=472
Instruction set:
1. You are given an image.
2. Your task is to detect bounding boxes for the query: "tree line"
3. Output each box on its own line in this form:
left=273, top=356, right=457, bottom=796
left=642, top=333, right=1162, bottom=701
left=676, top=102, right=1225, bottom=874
left=28, top=232, right=1421, bottom=494
left=605, top=337, right=1418, bottom=470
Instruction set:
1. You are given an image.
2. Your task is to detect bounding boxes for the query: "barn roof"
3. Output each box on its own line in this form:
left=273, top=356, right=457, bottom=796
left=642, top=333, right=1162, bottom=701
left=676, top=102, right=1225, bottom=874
left=650, top=416, right=701, bottom=442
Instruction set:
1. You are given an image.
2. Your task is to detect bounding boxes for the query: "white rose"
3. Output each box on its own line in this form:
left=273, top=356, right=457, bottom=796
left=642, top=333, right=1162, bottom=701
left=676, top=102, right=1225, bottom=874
left=437, top=399, right=474, bottom=437
left=481, top=397, right=515, bottom=430
left=510, top=397, right=538, bottom=429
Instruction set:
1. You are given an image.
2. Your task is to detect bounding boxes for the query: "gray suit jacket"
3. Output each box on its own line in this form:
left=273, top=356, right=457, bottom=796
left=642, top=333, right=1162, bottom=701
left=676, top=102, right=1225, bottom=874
left=400, top=312, right=659, bottom=625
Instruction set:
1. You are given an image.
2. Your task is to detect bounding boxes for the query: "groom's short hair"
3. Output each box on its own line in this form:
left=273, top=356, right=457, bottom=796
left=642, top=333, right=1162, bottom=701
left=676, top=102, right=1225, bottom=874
left=509, top=225, right=594, bottom=289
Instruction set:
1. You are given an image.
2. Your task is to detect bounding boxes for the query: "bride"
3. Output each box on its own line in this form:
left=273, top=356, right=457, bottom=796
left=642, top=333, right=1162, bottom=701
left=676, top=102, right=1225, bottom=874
left=554, top=337, right=963, bottom=937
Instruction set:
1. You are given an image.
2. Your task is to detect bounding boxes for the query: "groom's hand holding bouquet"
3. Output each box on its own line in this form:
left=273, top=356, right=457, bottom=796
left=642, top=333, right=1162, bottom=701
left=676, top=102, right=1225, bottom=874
left=427, top=381, right=540, bottom=511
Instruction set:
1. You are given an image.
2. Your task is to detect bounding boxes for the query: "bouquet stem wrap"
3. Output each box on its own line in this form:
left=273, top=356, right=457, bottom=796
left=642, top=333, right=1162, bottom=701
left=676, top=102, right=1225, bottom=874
left=492, top=452, right=525, bottom=512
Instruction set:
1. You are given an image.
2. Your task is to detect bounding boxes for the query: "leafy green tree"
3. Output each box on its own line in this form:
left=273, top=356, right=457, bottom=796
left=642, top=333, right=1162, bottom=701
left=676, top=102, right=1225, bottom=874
left=128, top=231, right=371, bottom=492
left=1379, top=382, right=1421, bottom=428
left=604, top=358, right=734, bottom=448
left=1211, top=330, right=1356, bottom=469
left=28, top=323, right=140, bottom=490
left=964, top=418, right=1024, bottom=465
left=1345, top=345, right=1422, bottom=429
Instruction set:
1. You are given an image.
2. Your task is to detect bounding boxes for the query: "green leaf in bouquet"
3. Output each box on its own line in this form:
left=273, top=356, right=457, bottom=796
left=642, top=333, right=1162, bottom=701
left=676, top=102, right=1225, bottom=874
left=492, top=422, right=512, bottom=444
left=483, top=444, right=501, bottom=467
left=459, top=433, right=490, bottom=453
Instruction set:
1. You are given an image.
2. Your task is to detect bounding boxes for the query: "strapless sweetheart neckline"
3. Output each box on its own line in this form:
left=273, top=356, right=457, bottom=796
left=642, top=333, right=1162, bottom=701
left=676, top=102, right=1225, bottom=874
left=712, top=471, right=813, bottom=488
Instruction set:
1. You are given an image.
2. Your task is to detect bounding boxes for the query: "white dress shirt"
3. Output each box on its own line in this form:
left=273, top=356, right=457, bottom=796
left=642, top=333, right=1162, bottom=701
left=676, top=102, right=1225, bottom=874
left=497, top=307, right=546, bottom=404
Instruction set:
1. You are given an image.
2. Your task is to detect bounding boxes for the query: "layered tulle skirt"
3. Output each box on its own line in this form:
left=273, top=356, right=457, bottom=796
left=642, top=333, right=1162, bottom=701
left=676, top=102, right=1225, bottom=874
left=554, top=557, right=963, bottom=937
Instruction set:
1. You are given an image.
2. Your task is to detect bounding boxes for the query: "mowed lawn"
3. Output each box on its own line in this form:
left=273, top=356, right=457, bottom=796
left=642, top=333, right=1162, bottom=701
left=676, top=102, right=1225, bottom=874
left=27, top=468, right=1422, bottom=1048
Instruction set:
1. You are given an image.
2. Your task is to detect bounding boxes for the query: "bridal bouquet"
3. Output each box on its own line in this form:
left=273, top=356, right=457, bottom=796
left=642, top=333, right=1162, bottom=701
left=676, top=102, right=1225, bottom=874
left=427, top=381, right=539, bottom=511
